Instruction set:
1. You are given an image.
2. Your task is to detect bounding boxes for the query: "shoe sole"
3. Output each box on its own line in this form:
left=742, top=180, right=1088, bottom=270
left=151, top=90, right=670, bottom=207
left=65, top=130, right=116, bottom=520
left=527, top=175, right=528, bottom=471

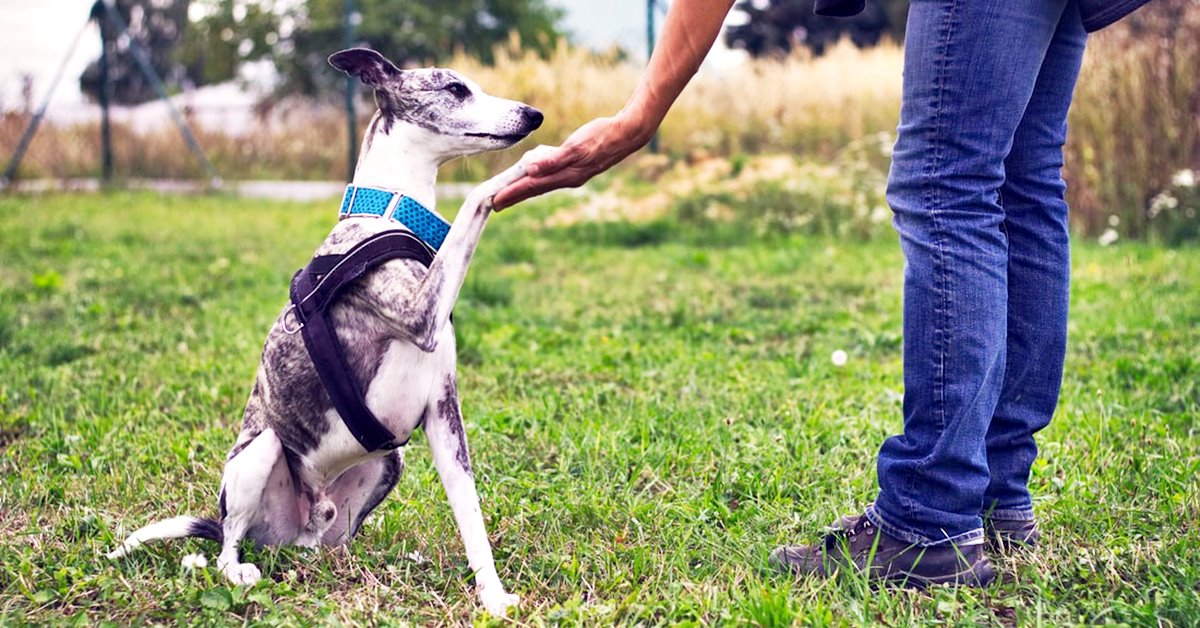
left=770, top=552, right=998, bottom=589
left=882, top=559, right=997, bottom=589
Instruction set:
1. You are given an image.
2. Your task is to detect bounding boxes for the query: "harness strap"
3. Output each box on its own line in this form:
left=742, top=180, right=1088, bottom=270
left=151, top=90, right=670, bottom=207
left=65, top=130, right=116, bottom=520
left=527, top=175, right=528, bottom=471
left=289, top=230, right=436, bottom=452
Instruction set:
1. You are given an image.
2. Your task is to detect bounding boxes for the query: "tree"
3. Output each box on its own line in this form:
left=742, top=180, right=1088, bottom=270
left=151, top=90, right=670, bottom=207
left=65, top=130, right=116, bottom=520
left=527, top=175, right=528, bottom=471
left=180, top=0, right=280, bottom=88
left=79, top=0, right=563, bottom=104
left=229, top=0, right=566, bottom=97
left=725, top=0, right=909, bottom=58
left=80, top=0, right=195, bottom=105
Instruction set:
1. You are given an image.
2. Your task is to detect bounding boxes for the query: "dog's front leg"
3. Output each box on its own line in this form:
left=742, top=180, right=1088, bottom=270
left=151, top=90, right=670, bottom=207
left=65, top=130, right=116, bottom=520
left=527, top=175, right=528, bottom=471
left=424, top=373, right=518, bottom=616
left=407, top=149, right=552, bottom=350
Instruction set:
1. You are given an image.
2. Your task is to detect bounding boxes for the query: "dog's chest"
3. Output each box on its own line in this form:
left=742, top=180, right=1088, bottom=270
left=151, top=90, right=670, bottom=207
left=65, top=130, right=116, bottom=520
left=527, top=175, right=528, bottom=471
left=298, top=332, right=452, bottom=484
left=365, top=335, right=451, bottom=432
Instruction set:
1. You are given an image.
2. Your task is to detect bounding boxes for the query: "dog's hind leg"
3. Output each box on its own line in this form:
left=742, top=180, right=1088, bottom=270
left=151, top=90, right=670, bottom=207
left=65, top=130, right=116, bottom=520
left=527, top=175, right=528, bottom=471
left=216, top=427, right=295, bottom=586
left=424, top=373, right=518, bottom=615
left=319, top=450, right=404, bottom=545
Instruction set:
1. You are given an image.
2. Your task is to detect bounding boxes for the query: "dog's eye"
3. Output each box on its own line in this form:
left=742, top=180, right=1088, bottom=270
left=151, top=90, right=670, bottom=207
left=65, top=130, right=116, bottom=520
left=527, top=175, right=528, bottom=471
left=444, top=82, right=470, bottom=100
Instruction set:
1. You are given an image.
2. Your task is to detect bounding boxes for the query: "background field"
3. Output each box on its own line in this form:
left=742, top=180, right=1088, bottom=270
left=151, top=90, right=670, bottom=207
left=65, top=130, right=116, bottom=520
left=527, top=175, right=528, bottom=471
left=4, top=3, right=1198, bottom=241
left=1, top=192, right=1197, bottom=625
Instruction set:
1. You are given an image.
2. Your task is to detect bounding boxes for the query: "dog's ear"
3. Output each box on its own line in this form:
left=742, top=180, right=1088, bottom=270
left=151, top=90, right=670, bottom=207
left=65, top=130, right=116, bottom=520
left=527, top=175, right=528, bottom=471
left=328, top=48, right=401, bottom=87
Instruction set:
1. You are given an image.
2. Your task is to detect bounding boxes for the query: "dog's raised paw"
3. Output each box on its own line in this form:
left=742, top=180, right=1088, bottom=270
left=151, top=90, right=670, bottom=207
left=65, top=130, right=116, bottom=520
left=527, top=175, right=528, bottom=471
left=521, top=144, right=556, bottom=164
left=479, top=590, right=520, bottom=616
left=222, top=562, right=262, bottom=586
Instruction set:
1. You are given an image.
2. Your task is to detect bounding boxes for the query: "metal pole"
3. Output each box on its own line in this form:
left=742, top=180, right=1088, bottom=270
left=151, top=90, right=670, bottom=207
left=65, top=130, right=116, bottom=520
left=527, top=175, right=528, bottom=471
left=646, top=0, right=659, bottom=153
left=344, top=0, right=359, bottom=180
left=1, top=18, right=91, bottom=189
left=101, top=3, right=220, bottom=186
left=98, top=2, right=113, bottom=183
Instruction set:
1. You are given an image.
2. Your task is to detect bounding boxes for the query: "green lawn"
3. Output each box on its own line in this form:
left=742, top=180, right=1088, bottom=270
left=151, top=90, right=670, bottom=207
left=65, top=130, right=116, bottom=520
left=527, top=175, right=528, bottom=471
left=1, top=192, right=1197, bottom=625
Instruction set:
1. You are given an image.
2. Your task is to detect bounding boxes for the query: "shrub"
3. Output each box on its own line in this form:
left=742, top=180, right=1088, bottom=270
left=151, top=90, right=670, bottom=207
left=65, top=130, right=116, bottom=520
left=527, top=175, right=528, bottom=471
left=1065, top=0, right=1200, bottom=239
left=1145, top=170, right=1200, bottom=245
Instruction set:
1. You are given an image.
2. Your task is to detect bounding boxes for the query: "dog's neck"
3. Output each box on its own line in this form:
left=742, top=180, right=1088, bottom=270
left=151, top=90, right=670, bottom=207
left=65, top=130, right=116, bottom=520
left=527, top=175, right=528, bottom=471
left=350, top=114, right=442, bottom=210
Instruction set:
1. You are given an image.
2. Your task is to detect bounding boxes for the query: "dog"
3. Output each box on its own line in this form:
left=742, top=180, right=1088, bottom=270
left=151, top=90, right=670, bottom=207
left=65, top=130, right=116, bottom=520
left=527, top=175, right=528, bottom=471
left=106, top=47, right=547, bottom=616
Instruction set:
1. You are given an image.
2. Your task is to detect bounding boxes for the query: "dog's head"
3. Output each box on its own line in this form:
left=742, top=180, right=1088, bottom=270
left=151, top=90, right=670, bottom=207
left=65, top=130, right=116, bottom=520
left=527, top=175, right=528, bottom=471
left=329, top=48, right=543, bottom=162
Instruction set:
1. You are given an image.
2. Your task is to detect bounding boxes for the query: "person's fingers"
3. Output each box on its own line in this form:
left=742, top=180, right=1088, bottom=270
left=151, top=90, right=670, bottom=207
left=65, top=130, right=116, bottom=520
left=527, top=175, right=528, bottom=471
left=493, top=146, right=562, bottom=210
left=492, top=175, right=546, bottom=210
left=493, top=173, right=571, bottom=209
left=493, top=167, right=589, bottom=210
left=491, top=179, right=529, bottom=210
left=525, top=168, right=590, bottom=194
left=525, top=144, right=577, bottom=177
left=493, top=118, right=625, bottom=210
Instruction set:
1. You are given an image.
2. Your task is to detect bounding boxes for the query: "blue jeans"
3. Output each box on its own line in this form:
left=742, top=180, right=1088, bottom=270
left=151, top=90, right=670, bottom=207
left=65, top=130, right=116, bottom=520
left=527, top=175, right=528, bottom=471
left=867, top=0, right=1088, bottom=546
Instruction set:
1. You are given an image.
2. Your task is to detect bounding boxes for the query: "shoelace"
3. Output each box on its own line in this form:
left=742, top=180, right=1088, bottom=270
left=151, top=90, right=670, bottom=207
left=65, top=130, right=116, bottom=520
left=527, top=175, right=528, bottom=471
left=848, top=517, right=874, bottom=536
left=824, top=515, right=875, bottom=549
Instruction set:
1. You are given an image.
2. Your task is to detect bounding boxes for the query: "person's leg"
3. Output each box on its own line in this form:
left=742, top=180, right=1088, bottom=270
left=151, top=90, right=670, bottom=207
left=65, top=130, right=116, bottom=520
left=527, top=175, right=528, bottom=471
left=771, top=0, right=1086, bottom=584
left=768, top=0, right=1089, bottom=585
left=983, top=0, right=1087, bottom=540
left=869, top=0, right=1082, bottom=547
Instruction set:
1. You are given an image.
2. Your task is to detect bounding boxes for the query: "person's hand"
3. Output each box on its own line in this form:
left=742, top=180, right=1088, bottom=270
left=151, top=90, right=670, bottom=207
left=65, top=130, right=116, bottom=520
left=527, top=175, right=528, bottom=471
left=492, top=114, right=653, bottom=210
left=492, top=0, right=736, bottom=210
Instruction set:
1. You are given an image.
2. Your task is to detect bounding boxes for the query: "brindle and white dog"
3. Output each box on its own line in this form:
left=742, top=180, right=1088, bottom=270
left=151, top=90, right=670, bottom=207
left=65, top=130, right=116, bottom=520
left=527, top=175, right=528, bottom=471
left=106, top=48, right=547, bottom=615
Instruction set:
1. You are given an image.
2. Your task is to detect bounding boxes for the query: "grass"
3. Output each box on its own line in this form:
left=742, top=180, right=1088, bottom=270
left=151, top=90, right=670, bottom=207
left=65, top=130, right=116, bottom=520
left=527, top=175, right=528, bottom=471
left=0, top=191, right=1198, bottom=625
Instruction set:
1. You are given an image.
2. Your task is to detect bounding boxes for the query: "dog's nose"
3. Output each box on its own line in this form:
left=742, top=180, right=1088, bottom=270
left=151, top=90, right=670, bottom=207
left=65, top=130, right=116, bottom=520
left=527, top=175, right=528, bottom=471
left=521, top=106, right=544, bottom=130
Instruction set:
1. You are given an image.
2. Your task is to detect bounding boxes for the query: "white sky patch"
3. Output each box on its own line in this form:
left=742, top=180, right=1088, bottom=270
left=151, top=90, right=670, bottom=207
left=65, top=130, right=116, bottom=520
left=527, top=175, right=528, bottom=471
left=0, top=1, right=101, bottom=110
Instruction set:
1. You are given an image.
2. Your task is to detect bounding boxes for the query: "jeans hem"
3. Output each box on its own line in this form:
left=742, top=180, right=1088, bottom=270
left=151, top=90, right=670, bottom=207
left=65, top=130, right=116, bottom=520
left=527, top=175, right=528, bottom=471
left=983, top=507, right=1035, bottom=522
left=866, top=503, right=984, bottom=548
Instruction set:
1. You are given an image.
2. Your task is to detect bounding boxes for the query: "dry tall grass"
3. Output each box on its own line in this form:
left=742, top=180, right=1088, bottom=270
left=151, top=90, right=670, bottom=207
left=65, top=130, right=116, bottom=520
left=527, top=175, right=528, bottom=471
left=450, top=37, right=903, bottom=164
left=2, top=5, right=1196, bottom=239
left=1065, top=1, right=1200, bottom=238
left=0, top=39, right=903, bottom=184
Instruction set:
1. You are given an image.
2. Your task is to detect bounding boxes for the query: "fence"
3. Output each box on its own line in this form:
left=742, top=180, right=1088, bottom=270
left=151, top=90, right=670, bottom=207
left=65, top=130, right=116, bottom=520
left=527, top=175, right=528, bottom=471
left=2, top=2, right=1197, bottom=241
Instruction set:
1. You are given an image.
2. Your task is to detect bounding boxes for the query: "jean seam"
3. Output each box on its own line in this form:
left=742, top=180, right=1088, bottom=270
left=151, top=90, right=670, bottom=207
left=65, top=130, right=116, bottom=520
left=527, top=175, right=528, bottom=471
left=928, top=0, right=960, bottom=441
left=902, top=0, right=959, bottom=518
left=984, top=507, right=1036, bottom=522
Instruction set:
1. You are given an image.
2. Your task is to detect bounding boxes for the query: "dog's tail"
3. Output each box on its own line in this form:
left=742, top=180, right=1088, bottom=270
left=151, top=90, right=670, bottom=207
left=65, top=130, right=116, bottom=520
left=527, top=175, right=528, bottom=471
left=105, top=516, right=223, bottom=559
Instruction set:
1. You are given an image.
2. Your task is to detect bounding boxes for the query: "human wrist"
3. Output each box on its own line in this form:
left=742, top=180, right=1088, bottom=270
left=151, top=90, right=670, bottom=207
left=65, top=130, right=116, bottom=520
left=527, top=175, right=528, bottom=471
left=615, top=103, right=661, bottom=149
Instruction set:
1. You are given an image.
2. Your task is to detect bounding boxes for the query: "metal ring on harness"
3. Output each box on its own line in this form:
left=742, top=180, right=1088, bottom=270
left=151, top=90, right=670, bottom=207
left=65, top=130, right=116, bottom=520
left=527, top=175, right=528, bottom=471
left=281, top=304, right=304, bottom=335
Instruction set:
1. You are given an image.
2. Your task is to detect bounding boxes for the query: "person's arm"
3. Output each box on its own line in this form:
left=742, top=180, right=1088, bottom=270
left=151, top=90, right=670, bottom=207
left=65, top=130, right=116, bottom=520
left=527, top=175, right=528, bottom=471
left=492, top=0, right=736, bottom=210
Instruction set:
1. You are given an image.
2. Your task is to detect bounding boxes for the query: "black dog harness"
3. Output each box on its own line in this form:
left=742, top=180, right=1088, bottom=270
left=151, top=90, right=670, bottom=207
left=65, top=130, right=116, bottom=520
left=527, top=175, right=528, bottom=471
left=286, top=229, right=438, bottom=452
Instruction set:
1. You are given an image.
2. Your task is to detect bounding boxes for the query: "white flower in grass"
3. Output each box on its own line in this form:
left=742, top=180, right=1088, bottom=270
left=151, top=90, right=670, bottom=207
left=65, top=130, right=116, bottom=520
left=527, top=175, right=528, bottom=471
left=181, top=553, right=208, bottom=570
left=1098, top=228, right=1119, bottom=247
left=876, top=132, right=895, bottom=157
left=406, top=550, right=429, bottom=565
left=1171, top=169, right=1195, bottom=188
left=831, top=349, right=848, bottom=367
left=1149, top=191, right=1178, bottom=218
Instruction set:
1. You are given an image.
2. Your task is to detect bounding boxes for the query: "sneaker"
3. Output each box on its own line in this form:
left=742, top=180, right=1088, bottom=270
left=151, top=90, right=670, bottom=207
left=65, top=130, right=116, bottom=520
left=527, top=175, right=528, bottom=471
left=984, top=518, right=1040, bottom=552
left=769, top=513, right=996, bottom=588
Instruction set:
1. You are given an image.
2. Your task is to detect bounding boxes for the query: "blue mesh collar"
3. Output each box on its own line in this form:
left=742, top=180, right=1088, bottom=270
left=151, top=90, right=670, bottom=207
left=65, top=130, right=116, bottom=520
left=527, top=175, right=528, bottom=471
left=338, top=185, right=450, bottom=251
